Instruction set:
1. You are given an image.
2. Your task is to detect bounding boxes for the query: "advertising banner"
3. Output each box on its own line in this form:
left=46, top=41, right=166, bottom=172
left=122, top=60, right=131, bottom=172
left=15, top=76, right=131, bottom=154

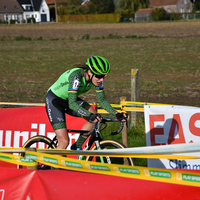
left=0, top=167, right=200, bottom=200
left=144, top=105, right=200, bottom=169
left=0, top=106, right=87, bottom=167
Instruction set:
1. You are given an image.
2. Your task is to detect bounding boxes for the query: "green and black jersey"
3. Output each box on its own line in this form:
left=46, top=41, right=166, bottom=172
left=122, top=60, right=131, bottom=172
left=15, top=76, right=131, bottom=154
left=49, top=68, right=116, bottom=117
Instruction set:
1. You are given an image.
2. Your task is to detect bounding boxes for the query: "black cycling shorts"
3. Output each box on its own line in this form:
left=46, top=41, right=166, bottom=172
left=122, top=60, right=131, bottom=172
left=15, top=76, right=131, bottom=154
left=45, top=90, right=90, bottom=130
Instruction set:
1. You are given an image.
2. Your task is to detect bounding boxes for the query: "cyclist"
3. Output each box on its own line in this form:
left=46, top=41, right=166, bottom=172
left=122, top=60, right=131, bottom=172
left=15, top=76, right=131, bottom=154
left=45, top=56, right=129, bottom=150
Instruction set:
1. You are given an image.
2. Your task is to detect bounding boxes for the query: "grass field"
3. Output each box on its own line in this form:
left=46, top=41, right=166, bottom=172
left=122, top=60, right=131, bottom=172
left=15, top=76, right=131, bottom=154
left=0, top=21, right=200, bottom=166
left=1, top=21, right=199, bottom=106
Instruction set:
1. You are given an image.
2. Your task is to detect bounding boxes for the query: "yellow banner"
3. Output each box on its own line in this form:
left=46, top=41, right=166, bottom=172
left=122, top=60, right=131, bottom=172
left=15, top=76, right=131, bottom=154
left=0, top=152, right=37, bottom=166
left=25, top=150, right=200, bottom=188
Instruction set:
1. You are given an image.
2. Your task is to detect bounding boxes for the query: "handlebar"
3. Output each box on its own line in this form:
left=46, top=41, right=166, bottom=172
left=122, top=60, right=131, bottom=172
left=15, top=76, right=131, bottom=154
left=82, top=117, right=126, bottom=136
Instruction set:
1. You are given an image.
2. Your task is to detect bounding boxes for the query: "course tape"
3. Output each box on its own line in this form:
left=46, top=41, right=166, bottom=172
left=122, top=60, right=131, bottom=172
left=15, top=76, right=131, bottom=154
left=1, top=142, right=200, bottom=157
left=0, top=101, right=172, bottom=113
left=35, top=141, right=200, bottom=157
left=25, top=150, right=200, bottom=188
left=0, top=148, right=200, bottom=161
left=0, top=152, right=37, bottom=166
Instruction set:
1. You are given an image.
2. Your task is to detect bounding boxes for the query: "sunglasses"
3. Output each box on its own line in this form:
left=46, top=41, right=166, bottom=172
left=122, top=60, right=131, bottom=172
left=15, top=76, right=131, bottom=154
left=95, top=74, right=107, bottom=79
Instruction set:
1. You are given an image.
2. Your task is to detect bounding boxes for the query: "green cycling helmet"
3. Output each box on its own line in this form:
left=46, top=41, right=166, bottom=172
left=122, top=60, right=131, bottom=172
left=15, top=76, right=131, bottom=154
left=86, top=56, right=110, bottom=75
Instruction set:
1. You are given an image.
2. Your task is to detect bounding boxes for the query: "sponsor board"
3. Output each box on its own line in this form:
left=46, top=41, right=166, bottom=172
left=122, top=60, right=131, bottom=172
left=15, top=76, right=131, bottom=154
left=0, top=106, right=87, bottom=167
left=145, top=105, right=200, bottom=169
left=0, top=106, right=87, bottom=149
left=25, top=150, right=200, bottom=188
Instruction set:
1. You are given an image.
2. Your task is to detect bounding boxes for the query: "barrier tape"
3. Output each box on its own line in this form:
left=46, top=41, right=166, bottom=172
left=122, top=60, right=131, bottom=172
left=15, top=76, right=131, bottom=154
left=0, top=152, right=37, bottom=166
left=1, top=142, right=200, bottom=156
left=1, top=144, right=200, bottom=187
left=0, top=101, right=178, bottom=113
left=0, top=148, right=199, bottom=160
left=21, top=141, right=200, bottom=155
left=25, top=150, right=200, bottom=188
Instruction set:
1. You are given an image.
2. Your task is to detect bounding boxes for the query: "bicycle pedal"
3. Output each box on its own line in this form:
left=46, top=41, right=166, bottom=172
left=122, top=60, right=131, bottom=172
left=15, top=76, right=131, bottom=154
left=38, top=164, right=51, bottom=170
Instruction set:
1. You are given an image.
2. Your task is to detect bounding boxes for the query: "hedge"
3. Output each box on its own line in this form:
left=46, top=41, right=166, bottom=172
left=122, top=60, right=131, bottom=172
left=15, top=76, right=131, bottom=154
left=58, top=13, right=122, bottom=23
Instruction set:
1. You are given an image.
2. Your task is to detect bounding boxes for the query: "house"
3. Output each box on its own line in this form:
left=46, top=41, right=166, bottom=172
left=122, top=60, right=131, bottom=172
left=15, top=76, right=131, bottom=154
left=150, top=0, right=193, bottom=13
left=45, top=0, right=55, bottom=5
left=135, top=8, right=154, bottom=22
left=81, top=0, right=90, bottom=7
left=135, top=0, right=194, bottom=22
left=44, top=0, right=56, bottom=21
left=0, top=0, right=24, bottom=22
left=17, top=0, right=50, bottom=22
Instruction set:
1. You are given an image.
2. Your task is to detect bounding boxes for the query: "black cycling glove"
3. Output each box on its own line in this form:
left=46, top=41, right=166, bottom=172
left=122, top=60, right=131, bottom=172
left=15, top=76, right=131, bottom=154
left=89, top=113, right=101, bottom=122
left=116, top=112, right=128, bottom=122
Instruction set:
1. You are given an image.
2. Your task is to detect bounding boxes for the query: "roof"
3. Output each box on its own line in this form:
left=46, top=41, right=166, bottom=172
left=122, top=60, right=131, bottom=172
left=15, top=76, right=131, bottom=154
left=82, top=0, right=90, bottom=6
left=0, top=0, right=23, bottom=13
left=17, top=0, right=43, bottom=11
left=135, top=8, right=154, bottom=14
left=45, top=0, right=55, bottom=5
left=150, top=0, right=179, bottom=8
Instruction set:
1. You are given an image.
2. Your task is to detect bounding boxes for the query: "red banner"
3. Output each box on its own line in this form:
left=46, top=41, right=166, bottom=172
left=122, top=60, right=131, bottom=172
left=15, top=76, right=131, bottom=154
left=0, top=106, right=88, bottom=168
left=0, top=167, right=199, bottom=200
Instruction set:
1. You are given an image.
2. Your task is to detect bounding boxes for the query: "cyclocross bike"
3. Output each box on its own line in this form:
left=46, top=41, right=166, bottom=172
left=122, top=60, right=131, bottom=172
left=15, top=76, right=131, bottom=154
left=18, top=117, right=134, bottom=169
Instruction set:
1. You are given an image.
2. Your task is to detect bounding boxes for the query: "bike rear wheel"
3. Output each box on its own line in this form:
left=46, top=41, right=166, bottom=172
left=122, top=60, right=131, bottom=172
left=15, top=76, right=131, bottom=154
left=18, top=135, right=56, bottom=169
left=86, top=139, right=135, bottom=166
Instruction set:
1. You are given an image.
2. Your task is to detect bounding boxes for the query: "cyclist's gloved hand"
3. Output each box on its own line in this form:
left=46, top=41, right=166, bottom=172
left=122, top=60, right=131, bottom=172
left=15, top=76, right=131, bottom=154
left=89, top=113, right=101, bottom=123
left=116, top=112, right=129, bottom=122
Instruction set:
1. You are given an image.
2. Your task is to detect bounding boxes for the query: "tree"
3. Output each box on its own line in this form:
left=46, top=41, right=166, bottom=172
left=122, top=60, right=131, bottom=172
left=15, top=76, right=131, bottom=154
left=193, top=0, right=200, bottom=11
left=88, top=0, right=115, bottom=14
left=115, top=0, right=147, bottom=15
left=151, top=8, right=166, bottom=21
left=57, top=0, right=86, bottom=14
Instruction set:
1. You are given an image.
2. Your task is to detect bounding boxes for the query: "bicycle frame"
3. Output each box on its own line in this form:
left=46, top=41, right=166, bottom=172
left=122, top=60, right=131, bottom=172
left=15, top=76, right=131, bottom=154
left=49, top=118, right=123, bottom=163
left=18, top=117, right=134, bottom=168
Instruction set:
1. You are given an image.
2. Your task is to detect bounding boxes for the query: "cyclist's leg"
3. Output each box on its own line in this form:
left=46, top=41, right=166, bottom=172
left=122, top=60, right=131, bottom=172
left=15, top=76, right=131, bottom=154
left=55, top=128, right=69, bottom=149
left=46, top=90, right=69, bottom=149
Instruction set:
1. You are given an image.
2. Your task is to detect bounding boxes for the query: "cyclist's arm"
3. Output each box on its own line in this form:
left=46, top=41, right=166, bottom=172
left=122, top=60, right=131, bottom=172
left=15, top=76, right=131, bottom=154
left=68, top=71, right=91, bottom=117
left=95, top=82, right=117, bottom=116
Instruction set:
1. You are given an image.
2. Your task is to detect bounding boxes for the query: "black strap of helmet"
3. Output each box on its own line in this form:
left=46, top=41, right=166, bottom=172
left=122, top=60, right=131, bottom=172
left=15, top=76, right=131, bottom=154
left=87, top=73, right=94, bottom=82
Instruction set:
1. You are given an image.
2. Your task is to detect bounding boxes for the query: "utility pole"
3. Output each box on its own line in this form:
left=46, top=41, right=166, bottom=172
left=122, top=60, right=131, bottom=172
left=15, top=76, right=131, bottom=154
left=55, top=0, right=58, bottom=22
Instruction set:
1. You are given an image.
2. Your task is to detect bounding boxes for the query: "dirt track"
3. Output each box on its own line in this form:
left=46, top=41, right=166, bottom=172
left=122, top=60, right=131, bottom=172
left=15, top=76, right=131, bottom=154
left=0, top=21, right=200, bottom=39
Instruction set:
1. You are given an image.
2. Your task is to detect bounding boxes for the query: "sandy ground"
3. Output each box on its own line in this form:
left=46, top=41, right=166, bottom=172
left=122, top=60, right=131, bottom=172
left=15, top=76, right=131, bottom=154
left=0, top=21, right=200, bottom=39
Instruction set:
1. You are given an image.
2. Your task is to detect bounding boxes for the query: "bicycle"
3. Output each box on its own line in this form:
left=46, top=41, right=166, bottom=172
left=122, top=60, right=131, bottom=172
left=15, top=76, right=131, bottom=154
left=18, top=117, right=134, bottom=169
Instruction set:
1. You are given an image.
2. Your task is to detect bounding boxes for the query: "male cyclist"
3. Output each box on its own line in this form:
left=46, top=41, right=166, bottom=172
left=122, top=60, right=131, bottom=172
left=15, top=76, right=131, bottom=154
left=45, top=56, right=129, bottom=150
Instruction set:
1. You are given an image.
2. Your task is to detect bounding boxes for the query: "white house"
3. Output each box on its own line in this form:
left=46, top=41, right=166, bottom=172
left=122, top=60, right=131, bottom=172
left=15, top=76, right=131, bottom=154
left=17, top=0, right=50, bottom=22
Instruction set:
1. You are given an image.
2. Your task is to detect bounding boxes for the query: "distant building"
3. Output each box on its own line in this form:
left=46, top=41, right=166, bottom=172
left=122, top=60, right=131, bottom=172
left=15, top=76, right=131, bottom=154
left=0, top=0, right=24, bottom=22
left=17, top=0, right=50, bottom=22
left=150, top=0, right=193, bottom=13
left=81, top=0, right=90, bottom=8
left=45, top=0, right=55, bottom=5
left=135, top=8, right=154, bottom=22
left=135, top=0, right=194, bottom=22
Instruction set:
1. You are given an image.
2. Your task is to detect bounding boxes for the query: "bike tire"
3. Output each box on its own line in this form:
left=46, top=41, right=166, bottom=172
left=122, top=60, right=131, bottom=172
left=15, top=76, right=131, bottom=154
left=85, top=139, right=135, bottom=166
left=17, top=135, right=56, bottom=169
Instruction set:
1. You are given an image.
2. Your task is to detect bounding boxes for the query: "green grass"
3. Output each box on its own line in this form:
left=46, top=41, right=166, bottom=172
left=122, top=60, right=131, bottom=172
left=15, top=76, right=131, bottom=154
left=1, top=37, right=199, bottom=106
left=1, top=32, right=200, bottom=166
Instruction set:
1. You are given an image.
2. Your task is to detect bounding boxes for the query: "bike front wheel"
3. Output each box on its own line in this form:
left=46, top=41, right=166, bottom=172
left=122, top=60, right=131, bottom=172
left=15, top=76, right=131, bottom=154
left=18, top=135, right=56, bottom=169
left=85, top=139, right=135, bottom=166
